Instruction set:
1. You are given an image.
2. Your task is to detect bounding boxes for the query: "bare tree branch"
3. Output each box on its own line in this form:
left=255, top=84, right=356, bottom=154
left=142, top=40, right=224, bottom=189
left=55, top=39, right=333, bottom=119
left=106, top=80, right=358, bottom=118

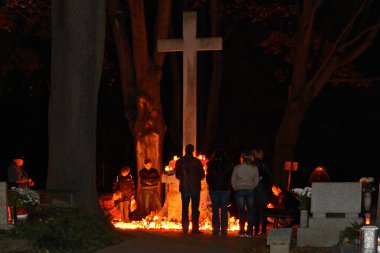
left=339, top=23, right=380, bottom=52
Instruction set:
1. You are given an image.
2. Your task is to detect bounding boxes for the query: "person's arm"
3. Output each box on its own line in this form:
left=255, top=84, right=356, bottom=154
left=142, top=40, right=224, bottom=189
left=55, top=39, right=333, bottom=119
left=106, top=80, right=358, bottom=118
left=175, top=162, right=182, bottom=180
left=231, top=167, right=237, bottom=190
left=154, top=169, right=161, bottom=184
left=14, top=169, right=34, bottom=186
left=252, top=165, right=260, bottom=188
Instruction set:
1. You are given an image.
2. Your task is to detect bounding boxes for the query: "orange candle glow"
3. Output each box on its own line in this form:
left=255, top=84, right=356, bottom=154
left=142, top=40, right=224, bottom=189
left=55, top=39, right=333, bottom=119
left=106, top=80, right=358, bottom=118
left=364, top=213, right=371, bottom=225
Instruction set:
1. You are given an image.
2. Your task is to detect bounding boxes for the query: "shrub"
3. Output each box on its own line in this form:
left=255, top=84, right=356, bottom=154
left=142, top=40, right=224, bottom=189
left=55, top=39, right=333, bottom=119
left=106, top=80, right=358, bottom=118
left=10, top=207, right=124, bottom=253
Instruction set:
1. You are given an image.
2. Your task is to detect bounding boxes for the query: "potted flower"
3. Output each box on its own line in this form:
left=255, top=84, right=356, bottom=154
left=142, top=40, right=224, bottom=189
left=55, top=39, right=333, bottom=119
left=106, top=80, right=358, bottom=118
left=359, top=177, right=375, bottom=211
left=8, top=187, right=40, bottom=219
left=339, top=222, right=360, bottom=253
left=292, top=187, right=312, bottom=210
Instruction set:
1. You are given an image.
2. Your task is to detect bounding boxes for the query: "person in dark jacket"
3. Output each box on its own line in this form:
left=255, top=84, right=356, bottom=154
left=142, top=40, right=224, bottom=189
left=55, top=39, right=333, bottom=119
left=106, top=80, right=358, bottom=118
left=252, top=147, right=273, bottom=235
left=175, top=144, right=205, bottom=234
left=112, top=165, right=135, bottom=222
left=206, top=149, right=233, bottom=237
left=7, top=156, right=34, bottom=189
left=139, top=159, right=162, bottom=216
left=262, top=184, right=299, bottom=231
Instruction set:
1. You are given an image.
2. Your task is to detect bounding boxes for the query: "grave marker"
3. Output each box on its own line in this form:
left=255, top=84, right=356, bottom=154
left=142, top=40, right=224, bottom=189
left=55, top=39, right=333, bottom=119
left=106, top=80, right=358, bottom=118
left=0, top=182, right=13, bottom=229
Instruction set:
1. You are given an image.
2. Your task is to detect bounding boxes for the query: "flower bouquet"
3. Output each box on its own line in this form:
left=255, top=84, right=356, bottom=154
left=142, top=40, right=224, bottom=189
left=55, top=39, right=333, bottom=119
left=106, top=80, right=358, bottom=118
left=359, top=177, right=375, bottom=193
left=8, top=187, right=40, bottom=209
left=292, top=187, right=312, bottom=210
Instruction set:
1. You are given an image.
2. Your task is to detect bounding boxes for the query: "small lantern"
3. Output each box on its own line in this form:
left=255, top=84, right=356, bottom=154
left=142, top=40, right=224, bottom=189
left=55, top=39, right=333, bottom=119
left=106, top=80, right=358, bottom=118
left=364, top=212, right=371, bottom=225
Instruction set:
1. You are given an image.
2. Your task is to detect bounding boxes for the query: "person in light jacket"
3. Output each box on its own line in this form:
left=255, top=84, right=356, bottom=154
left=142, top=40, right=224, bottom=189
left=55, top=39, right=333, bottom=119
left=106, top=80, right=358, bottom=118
left=231, top=149, right=259, bottom=237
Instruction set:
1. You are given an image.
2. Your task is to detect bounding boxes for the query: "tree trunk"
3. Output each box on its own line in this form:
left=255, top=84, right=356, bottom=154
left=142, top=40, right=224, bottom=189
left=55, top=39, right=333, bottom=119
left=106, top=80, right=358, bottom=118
left=108, top=0, right=171, bottom=211
left=272, top=0, right=319, bottom=186
left=107, top=0, right=137, bottom=128
left=48, top=0, right=106, bottom=213
left=273, top=97, right=308, bottom=187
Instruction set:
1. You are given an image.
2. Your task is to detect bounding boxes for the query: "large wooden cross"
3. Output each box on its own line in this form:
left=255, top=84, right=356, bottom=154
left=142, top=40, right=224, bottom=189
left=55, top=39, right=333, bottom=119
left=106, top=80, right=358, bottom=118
left=157, top=11, right=222, bottom=154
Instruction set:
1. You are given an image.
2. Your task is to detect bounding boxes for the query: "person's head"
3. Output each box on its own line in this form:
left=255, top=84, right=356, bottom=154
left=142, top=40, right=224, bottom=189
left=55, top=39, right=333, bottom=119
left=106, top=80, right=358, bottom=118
left=252, top=148, right=264, bottom=160
left=13, top=156, right=24, bottom=167
left=185, top=144, right=194, bottom=155
left=271, top=185, right=282, bottom=197
left=120, top=166, right=130, bottom=176
left=144, top=159, right=152, bottom=169
left=211, top=149, right=226, bottom=161
left=241, top=149, right=253, bottom=164
left=112, top=191, right=123, bottom=201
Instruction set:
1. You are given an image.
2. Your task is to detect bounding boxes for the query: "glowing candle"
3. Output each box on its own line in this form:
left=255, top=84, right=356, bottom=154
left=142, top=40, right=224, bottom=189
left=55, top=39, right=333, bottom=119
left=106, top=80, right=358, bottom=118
left=364, top=212, right=371, bottom=225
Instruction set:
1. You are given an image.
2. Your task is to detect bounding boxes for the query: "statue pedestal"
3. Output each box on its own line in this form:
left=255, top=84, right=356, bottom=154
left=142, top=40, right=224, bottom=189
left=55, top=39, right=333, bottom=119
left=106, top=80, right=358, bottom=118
left=161, top=174, right=210, bottom=222
left=162, top=174, right=182, bottom=221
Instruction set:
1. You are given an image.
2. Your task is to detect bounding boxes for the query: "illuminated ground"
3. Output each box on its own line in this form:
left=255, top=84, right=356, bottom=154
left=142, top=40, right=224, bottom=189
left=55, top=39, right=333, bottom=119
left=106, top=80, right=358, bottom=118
left=95, top=229, right=270, bottom=253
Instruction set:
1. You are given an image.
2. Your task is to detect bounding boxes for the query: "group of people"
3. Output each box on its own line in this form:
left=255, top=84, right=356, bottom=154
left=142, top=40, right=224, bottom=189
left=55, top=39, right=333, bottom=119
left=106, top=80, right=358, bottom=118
left=99, top=143, right=299, bottom=237
left=176, top=144, right=298, bottom=237
left=206, top=147, right=276, bottom=237
left=7, top=151, right=297, bottom=237
left=99, top=159, right=162, bottom=222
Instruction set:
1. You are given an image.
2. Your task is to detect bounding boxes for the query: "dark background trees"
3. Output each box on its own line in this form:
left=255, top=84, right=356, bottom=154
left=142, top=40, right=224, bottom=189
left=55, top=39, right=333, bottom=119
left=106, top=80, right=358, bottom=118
left=0, top=0, right=379, bottom=204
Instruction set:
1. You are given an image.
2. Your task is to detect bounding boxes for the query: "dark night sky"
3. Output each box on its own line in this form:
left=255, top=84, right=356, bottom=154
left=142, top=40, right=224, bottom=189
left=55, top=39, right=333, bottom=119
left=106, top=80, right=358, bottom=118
left=0, top=1, right=379, bottom=191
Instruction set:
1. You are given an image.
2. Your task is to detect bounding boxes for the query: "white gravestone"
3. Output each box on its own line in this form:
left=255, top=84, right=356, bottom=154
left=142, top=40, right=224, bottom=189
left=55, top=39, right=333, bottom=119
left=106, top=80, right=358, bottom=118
left=157, top=11, right=222, bottom=154
left=297, top=182, right=363, bottom=247
left=0, top=182, right=13, bottom=229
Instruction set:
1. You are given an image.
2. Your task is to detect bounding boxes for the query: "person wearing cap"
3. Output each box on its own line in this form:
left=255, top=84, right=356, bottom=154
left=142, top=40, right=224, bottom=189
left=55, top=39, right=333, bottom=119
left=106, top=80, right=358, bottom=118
left=231, top=149, right=259, bottom=237
left=175, top=144, right=205, bottom=234
left=112, top=165, right=135, bottom=222
left=7, top=156, right=34, bottom=189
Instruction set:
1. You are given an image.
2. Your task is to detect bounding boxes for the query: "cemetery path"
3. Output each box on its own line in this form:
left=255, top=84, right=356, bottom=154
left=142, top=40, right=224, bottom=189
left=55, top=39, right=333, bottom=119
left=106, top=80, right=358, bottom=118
left=95, top=230, right=270, bottom=253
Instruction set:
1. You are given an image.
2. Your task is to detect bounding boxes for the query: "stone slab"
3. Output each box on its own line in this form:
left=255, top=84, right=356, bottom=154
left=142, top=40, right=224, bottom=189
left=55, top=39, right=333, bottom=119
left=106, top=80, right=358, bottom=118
left=308, top=217, right=362, bottom=229
left=311, top=183, right=361, bottom=214
left=339, top=244, right=359, bottom=253
left=0, top=182, right=9, bottom=226
left=297, top=226, right=346, bottom=247
left=269, top=244, right=290, bottom=253
left=267, top=228, right=292, bottom=245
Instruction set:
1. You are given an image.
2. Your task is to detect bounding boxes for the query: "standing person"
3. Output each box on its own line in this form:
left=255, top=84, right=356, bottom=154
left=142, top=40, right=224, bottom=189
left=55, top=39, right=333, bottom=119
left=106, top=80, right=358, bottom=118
left=139, top=159, right=162, bottom=216
left=206, top=149, right=233, bottom=237
left=112, top=165, right=135, bottom=222
left=7, top=156, right=34, bottom=189
left=253, top=147, right=273, bottom=235
left=231, top=149, right=260, bottom=237
left=175, top=144, right=205, bottom=234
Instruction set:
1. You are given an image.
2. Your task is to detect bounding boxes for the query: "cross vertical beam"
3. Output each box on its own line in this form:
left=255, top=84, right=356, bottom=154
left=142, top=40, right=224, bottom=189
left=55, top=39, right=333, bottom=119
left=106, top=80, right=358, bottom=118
left=157, top=11, right=222, bottom=154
